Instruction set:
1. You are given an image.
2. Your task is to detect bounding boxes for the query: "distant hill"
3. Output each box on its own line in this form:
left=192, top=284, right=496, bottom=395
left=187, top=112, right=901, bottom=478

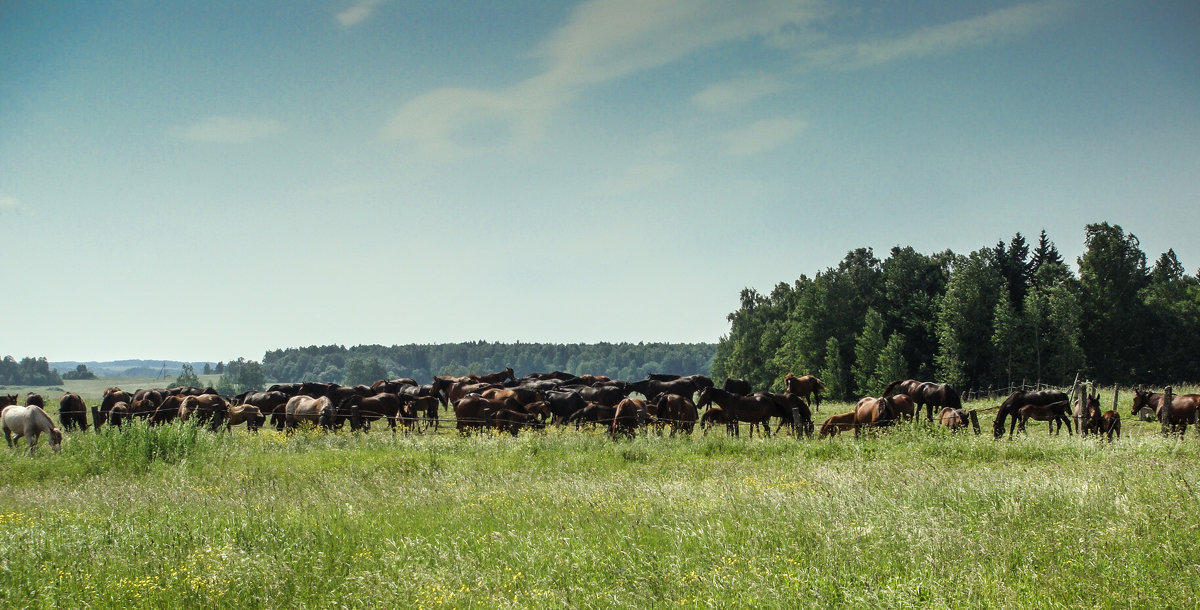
left=50, top=360, right=217, bottom=379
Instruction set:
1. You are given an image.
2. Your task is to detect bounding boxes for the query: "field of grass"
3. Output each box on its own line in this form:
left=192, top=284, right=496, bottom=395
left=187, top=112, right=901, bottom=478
left=2, top=392, right=1199, bottom=608
left=0, top=375, right=225, bottom=403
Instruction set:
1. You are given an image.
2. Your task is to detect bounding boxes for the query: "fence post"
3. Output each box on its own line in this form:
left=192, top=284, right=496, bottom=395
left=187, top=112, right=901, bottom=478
left=1160, top=386, right=1174, bottom=436
left=91, top=406, right=101, bottom=432
left=1111, top=386, right=1119, bottom=413
left=791, top=406, right=803, bottom=439
left=351, top=405, right=362, bottom=432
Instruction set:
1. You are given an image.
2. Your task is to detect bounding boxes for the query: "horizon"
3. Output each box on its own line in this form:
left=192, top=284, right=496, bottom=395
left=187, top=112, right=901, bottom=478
left=3, top=1, right=1197, bottom=363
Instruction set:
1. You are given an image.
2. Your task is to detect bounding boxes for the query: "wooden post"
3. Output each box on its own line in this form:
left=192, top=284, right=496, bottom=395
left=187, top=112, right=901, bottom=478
left=351, top=405, right=362, bottom=432
left=1160, top=386, right=1174, bottom=436
left=91, top=406, right=101, bottom=432
left=1112, top=386, right=1119, bottom=412
left=791, top=406, right=803, bottom=439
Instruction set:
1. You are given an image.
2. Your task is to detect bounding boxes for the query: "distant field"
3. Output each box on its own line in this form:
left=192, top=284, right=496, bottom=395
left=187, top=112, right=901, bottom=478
left=0, top=374, right=224, bottom=403
left=1, top=394, right=1198, bottom=607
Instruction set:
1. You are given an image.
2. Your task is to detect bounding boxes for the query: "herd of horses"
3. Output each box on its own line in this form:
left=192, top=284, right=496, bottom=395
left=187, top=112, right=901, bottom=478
left=2, top=368, right=1195, bottom=454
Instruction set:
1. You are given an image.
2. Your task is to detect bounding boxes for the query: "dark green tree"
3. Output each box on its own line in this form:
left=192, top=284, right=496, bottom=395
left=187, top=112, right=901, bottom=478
left=936, top=250, right=1003, bottom=388
left=1078, top=222, right=1149, bottom=383
left=170, top=364, right=202, bottom=389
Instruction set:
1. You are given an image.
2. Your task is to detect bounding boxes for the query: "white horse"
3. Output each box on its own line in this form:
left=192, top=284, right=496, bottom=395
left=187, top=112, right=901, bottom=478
left=2, top=404, right=63, bottom=454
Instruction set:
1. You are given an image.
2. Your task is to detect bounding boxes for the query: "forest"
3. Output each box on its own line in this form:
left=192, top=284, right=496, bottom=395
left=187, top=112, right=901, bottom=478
left=261, top=341, right=716, bottom=386
left=712, top=222, right=1200, bottom=400
left=0, top=356, right=63, bottom=386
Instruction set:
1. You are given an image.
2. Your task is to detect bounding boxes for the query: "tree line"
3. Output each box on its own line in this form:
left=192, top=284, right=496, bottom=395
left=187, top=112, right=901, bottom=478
left=261, top=342, right=715, bottom=387
left=712, top=222, right=1200, bottom=400
left=0, top=356, right=64, bottom=386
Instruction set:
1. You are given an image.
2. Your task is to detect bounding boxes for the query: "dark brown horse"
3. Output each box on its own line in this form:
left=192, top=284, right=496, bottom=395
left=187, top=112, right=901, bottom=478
left=338, top=393, right=404, bottom=431
left=699, top=406, right=734, bottom=434
left=784, top=374, right=826, bottom=410
left=911, top=382, right=960, bottom=422
left=755, top=391, right=813, bottom=437
left=0, top=395, right=18, bottom=408
left=1131, top=388, right=1200, bottom=436
left=881, top=379, right=923, bottom=398
left=611, top=397, right=652, bottom=439
left=695, top=387, right=773, bottom=438
left=57, top=392, right=88, bottom=431
left=1099, top=410, right=1121, bottom=441
left=469, top=367, right=517, bottom=385
left=23, top=393, right=44, bottom=408
left=1076, top=390, right=1103, bottom=437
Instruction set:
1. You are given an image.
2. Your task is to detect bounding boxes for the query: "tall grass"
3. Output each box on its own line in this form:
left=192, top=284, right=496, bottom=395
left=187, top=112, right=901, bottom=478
left=1, top=417, right=1198, bottom=607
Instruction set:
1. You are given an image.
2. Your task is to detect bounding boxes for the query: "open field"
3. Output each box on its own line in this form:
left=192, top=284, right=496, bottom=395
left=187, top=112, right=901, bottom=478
left=2, top=394, right=1199, bottom=608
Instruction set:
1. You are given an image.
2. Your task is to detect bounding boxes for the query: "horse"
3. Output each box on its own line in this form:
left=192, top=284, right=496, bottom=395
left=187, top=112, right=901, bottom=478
left=338, top=393, right=404, bottom=431
left=99, top=387, right=133, bottom=427
left=0, top=395, right=17, bottom=408
left=371, top=378, right=418, bottom=394
left=2, top=404, right=63, bottom=454
left=489, top=408, right=541, bottom=436
left=1131, top=388, right=1200, bottom=436
left=1099, top=410, right=1121, bottom=441
left=453, top=395, right=503, bottom=435
left=695, top=387, right=773, bottom=438
left=938, top=407, right=980, bottom=434
left=1015, top=400, right=1073, bottom=436
left=995, top=389, right=1069, bottom=439
left=284, top=395, right=333, bottom=431
left=565, top=403, right=617, bottom=429
left=236, top=391, right=289, bottom=430
left=754, top=391, right=813, bottom=437
left=178, top=395, right=229, bottom=430
left=57, top=392, right=88, bottom=431
left=108, top=402, right=131, bottom=428
left=1075, top=390, right=1103, bottom=437
left=652, top=393, right=697, bottom=436
left=881, top=379, right=923, bottom=398
left=226, top=404, right=262, bottom=432
left=784, top=374, right=826, bottom=410
left=818, top=411, right=857, bottom=438
left=543, top=389, right=588, bottom=425
left=400, top=396, right=441, bottom=432
left=699, top=406, right=734, bottom=434
left=849, top=396, right=897, bottom=437
left=469, top=367, right=517, bottom=385
left=722, top=378, right=752, bottom=396
left=910, top=382, right=960, bottom=422
left=24, top=393, right=44, bottom=408
left=887, top=394, right=917, bottom=422
left=611, top=398, right=652, bottom=439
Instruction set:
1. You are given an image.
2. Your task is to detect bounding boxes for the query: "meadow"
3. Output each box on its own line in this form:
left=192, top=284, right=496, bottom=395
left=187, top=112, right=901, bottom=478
left=1, top=390, right=1198, bottom=608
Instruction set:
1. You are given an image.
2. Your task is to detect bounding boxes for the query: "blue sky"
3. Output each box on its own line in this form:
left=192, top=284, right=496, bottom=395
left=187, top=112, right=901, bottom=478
left=2, top=1, right=1197, bottom=363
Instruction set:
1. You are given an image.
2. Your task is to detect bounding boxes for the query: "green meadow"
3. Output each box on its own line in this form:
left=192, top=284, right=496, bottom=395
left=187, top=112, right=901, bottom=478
left=1, top=394, right=1198, bottom=608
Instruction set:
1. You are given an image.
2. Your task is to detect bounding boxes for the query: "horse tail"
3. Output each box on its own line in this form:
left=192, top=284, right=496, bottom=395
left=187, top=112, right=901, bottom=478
left=881, top=380, right=901, bottom=397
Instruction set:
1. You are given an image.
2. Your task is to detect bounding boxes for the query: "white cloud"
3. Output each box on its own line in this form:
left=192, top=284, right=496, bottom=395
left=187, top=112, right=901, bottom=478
left=169, top=116, right=284, bottom=144
left=0, top=195, right=22, bottom=213
left=384, top=0, right=821, bottom=160
left=693, top=75, right=787, bottom=112
left=336, top=0, right=385, bottom=27
left=804, top=1, right=1069, bottom=70
left=723, top=118, right=806, bottom=156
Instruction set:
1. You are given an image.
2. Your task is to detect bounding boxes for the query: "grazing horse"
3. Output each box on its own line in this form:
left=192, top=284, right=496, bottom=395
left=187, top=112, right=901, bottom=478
left=108, top=402, right=131, bottom=427
left=489, top=408, right=541, bottom=436
left=818, top=412, right=859, bottom=438
left=784, top=374, right=826, bottom=411
left=1015, top=400, right=1073, bottom=436
left=995, top=389, right=1069, bottom=439
left=0, top=395, right=18, bottom=408
left=178, top=395, right=229, bottom=429
left=401, top=396, right=440, bottom=432
left=699, top=406, right=734, bottom=434
left=543, top=389, right=588, bottom=425
left=58, top=392, right=88, bottom=431
left=453, top=395, right=502, bottom=435
left=338, top=393, right=404, bottom=431
left=652, top=393, right=698, bottom=436
left=24, top=393, right=44, bottom=408
left=849, top=396, right=897, bottom=437
left=226, top=404, right=262, bottom=432
left=881, top=379, right=923, bottom=398
left=2, top=405, right=63, bottom=454
left=236, top=391, right=289, bottom=430
left=611, top=398, right=652, bottom=439
left=99, top=387, right=133, bottom=427
left=695, top=387, right=773, bottom=438
left=938, top=407, right=980, bottom=434
left=755, top=391, right=813, bottom=437
left=887, top=394, right=917, bottom=422
left=284, top=395, right=333, bottom=431
left=1131, top=388, right=1200, bottom=436
left=565, top=403, right=617, bottom=429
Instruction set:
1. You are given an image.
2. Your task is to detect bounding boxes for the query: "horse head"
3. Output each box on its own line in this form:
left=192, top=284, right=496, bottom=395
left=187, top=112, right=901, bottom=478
left=1131, top=387, right=1152, bottom=416
left=49, top=427, right=63, bottom=452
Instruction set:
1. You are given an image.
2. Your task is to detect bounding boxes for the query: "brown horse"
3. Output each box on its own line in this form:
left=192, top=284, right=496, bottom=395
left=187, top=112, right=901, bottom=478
left=24, top=393, right=44, bottom=408
left=57, top=392, right=88, bottom=431
left=653, top=393, right=698, bottom=436
left=1131, top=388, right=1200, bottom=435
left=338, top=393, right=404, bottom=431
left=226, top=404, right=262, bottom=432
left=1099, top=410, right=1121, bottom=441
left=178, top=394, right=229, bottom=428
left=611, top=397, right=652, bottom=439
left=818, top=411, right=857, bottom=438
left=938, top=407, right=980, bottom=434
left=0, top=395, right=17, bottom=408
left=699, top=406, right=733, bottom=434
left=1076, top=390, right=1103, bottom=437
left=850, top=396, right=897, bottom=437
left=469, top=367, right=517, bottom=385
left=995, top=389, right=1069, bottom=439
left=696, top=387, right=773, bottom=438
left=888, top=394, right=917, bottom=422
left=284, top=395, right=334, bottom=431
left=881, top=379, right=923, bottom=398
left=784, top=374, right=826, bottom=411
left=1015, top=400, right=1072, bottom=436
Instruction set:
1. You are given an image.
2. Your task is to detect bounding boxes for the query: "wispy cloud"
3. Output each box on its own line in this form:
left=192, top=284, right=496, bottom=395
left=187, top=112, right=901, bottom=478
left=803, top=1, right=1069, bottom=70
left=337, top=0, right=385, bottom=28
left=693, top=75, right=787, bottom=112
left=169, top=116, right=284, bottom=144
left=384, top=0, right=821, bottom=160
left=723, top=118, right=806, bottom=156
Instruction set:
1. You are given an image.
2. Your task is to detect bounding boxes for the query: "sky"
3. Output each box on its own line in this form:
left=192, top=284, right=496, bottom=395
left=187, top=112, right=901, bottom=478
left=1, top=0, right=1197, bottom=363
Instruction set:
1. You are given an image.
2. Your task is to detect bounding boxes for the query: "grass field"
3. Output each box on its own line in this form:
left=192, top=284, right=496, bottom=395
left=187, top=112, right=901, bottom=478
left=2, top=391, right=1199, bottom=608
